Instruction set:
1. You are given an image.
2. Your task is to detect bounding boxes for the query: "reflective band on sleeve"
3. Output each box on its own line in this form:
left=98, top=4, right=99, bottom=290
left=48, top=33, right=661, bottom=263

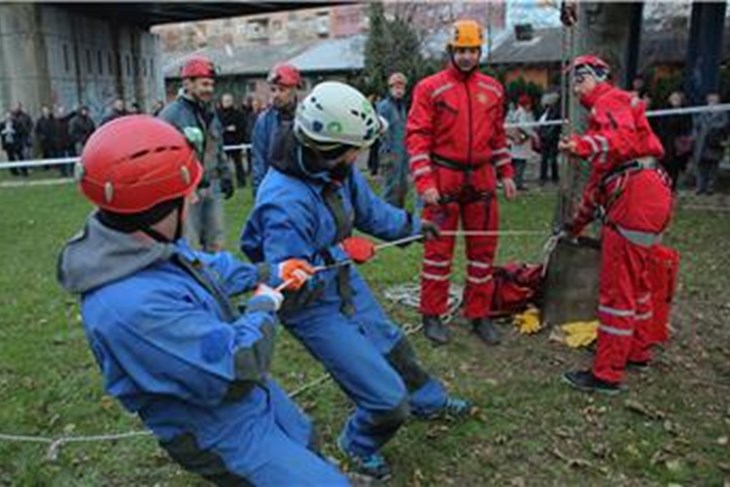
left=412, top=166, right=431, bottom=177
left=409, top=154, right=430, bottom=164
left=477, top=81, right=502, bottom=98
left=492, top=147, right=510, bottom=156
left=422, top=272, right=451, bottom=281
left=431, top=83, right=455, bottom=98
left=594, top=135, right=609, bottom=164
left=637, top=293, right=651, bottom=304
left=599, top=324, right=634, bottom=337
left=495, top=157, right=511, bottom=167
left=584, top=136, right=599, bottom=155
left=467, top=260, right=491, bottom=269
left=636, top=311, right=653, bottom=321
left=615, top=226, right=663, bottom=247
left=424, top=259, right=450, bottom=268
left=467, top=274, right=493, bottom=284
left=598, top=305, right=635, bottom=318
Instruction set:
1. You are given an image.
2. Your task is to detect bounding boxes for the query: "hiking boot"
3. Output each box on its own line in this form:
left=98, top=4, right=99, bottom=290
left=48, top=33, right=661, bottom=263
left=423, top=315, right=450, bottom=346
left=337, top=434, right=392, bottom=482
left=562, top=370, right=622, bottom=395
left=418, top=396, right=474, bottom=421
left=472, top=318, right=502, bottom=346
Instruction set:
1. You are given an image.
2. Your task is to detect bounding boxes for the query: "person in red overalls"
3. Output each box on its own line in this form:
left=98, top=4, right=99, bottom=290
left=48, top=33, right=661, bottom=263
left=406, top=19, right=517, bottom=346
left=558, top=55, right=673, bottom=394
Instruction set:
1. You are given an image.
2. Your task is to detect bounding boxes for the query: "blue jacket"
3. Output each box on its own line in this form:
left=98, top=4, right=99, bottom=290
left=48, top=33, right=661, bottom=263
left=159, top=95, right=231, bottom=187
left=251, top=107, right=292, bottom=197
left=58, top=215, right=278, bottom=442
left=241, top=130, right=424, bottom=324
left=376, top=96, right=408, bottom=162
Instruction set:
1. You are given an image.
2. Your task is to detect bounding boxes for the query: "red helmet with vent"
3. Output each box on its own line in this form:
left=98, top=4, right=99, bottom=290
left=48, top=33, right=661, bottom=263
left=77, top=115, right=201, bottom=214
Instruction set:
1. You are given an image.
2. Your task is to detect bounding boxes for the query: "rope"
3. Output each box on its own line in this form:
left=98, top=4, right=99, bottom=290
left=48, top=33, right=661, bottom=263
left=0, top=431, right=153, bottom=461
left=5, top=103, right=730, bottom=171
left=0, top=281, right=456, bottom=460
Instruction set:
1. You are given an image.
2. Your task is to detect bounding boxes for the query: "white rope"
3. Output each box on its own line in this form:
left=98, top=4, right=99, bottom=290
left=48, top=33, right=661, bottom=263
left=0, top=430, right=153, bottom=461
left=0, top=144, right=251, bottom=170
left=5, top=102, right=730, bottom=172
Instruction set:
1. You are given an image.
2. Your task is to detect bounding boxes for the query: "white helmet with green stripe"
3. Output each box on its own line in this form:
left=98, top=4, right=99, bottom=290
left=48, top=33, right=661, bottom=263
left=295, top=81, right=387, bottom=151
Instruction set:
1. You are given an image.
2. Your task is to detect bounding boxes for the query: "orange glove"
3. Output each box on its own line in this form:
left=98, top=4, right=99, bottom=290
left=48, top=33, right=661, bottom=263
left=341, top=236, right=376, bottom=264
left=277, top=259, right=315, bottom=291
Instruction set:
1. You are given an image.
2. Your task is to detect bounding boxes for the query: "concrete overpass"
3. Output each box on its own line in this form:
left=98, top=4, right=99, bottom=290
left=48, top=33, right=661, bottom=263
left=0, top=2, right=333, bottom=120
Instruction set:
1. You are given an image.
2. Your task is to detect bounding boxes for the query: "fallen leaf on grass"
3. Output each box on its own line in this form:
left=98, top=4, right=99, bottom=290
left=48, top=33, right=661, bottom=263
left=550, top=447, right=594, bottom=469
left=665, top=459, right=683, bottom=472
left=718, top=436, right=728, bottom=446
left=624, top=398, right=666, bottom=420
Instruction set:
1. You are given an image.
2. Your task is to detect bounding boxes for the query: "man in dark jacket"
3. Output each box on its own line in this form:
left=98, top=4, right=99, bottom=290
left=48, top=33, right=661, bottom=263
left=692, top=93, right=728, bottom=195
left=35, top=106, right=57, bottom=170
left=160, top=55, right=235, bottom=252
left=101, top=98, right=127, bottom=126
left=217, top=93, right=247, bottom=187
left=9, top=103, right=33, bottom=176
left=53, top=106, right=76, bottom=177
left=537, top=92, right=562, bottom=184
left=69, top=105, right=96, bottom=154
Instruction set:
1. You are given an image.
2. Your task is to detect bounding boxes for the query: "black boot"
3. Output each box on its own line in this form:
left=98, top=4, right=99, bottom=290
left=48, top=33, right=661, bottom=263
left=422, top=315, right=450, bottom=345
left=471, top=318, right=501, bottom=346
left=562, top=370, right=622, bottom=395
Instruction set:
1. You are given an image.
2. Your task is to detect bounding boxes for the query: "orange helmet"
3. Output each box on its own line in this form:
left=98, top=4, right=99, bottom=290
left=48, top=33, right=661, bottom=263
left=449, top=20, right=484, bottom=49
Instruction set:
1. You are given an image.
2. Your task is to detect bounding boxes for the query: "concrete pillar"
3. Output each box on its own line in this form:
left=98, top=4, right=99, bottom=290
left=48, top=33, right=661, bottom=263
left=685, top=1, right=727, bottom=105
left=0, top=4, right=164, bottom=122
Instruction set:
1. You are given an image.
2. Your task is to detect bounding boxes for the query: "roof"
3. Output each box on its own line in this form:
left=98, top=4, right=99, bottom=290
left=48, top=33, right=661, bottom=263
left=163, top=42, right=314, bottom=78
left=58, top=2, right=344, bottom=29
left=489, top=27, right=564, bottom=65
left=288, top=35, right=366, bottom=73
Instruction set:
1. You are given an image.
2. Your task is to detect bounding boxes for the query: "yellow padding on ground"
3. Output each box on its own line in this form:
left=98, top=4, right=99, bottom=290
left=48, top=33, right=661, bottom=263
left=560, top=321, right=599, bottom=348
left=513, top=307, right=542, bottom=335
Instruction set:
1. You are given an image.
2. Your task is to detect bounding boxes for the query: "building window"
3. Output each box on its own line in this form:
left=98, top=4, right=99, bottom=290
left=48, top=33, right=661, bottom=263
left=142, top=57, right=147, bottom=77
left=126, top=54, right=131, bottom=77
left=97, top=50, right=103, bottom=75
left=108, top=52, right=113, bottom=74
left=150, top=58, right=154, bottom=76
left=63, top=44, right=70, bottom=72
left=86, top=49, right=92, bottom=71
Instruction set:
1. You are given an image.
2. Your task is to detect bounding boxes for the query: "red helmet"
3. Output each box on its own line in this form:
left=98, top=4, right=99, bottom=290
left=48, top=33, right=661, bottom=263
left=181, top=55, right=216, bottom=79
left=267, top=63, right=302, bottom=88
left=78, top=115, right=202, bottom=214
left=566, top=55, right=611, bottom=77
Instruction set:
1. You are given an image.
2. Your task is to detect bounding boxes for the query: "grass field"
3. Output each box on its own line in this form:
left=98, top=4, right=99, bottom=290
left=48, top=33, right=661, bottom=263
left=0, top=179, right=729, bottom=486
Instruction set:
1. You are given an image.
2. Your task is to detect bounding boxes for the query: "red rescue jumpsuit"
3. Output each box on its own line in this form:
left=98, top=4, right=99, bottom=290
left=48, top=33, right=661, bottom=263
left=406, top=64, right=514, bottom=319
left=568, top=82, right=673, bottom=383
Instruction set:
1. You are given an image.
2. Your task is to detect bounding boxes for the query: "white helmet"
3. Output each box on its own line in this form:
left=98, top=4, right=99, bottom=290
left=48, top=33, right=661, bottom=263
left=295, top=81, right=387, bottom=151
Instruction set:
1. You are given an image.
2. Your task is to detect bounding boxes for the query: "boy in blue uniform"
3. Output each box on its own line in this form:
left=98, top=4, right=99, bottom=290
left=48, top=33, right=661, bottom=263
left=58, top=115, right=348, bottom=486
left=241, top=82, right=472, bottom=481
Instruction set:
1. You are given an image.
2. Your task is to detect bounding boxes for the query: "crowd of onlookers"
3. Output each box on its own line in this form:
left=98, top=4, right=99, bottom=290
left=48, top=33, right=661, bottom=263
left=0, top=95, right=266, bottom=182
left=2, top=86, right=727, bottom=195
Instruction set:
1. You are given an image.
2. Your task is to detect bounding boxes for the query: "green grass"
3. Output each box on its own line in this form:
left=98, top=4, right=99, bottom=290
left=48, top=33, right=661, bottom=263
left=1, top=180, right=729, bottom=486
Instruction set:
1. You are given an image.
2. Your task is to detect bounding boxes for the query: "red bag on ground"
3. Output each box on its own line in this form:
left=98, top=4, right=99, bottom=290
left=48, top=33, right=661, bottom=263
left=647, top=245, right=680, bottom=344
left=490, top=263, right=544, bottom=317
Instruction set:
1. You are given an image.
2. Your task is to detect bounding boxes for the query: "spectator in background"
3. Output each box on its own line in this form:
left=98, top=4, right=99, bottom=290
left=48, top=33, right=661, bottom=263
left=11, top=102, right=33, bottom=163
left=35, top=105, right=57, bottom=167
left=101, top=98, right=127, bottom=125
left=654, top=91, right=693, bottom=191
left=367, top=93, right=381, bottom=176
left=537, top=92, right=561, bottom=185
left=251, top=63, right=301, bottom=197
left=218, top=93, right=247, bottom=187
left=53, top=106, right=76, bottom=177
left=377, top=72, right=411, bottom=208
left=692, top=92, right=728, bottom=196
left=240, top=96, right=259, bottom=177
left=129, top=102, right=142, bottom=114
left=69, top=105, right=96, bottom=155
left=2, top=111, right=26, bottom=176
left=631, top=76, right=647, bottom=99
left=506, top=94, right=537, bottom=190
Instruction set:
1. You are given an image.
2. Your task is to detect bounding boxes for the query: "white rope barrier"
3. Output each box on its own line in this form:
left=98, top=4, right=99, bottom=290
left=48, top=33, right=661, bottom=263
left=5, top=102, right=730, bottom=172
